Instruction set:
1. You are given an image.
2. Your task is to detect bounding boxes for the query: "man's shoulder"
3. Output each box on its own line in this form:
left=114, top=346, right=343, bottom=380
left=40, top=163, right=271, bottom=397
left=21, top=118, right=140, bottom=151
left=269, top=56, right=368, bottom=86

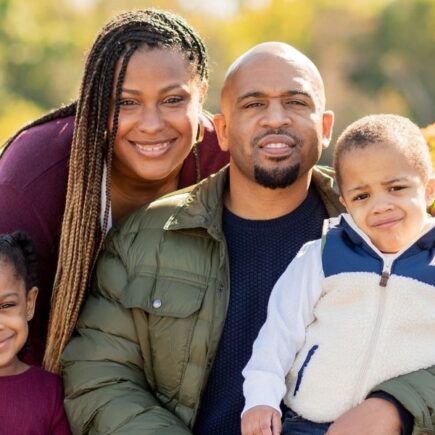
left=113, top=186, right=197, bottom=241
left=312, top=165, right=343, bottom=217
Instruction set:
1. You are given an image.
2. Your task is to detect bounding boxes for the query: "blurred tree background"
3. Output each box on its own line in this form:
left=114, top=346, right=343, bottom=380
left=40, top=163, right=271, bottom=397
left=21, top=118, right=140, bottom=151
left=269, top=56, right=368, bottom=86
left=1, top=0, right=434, bottom=164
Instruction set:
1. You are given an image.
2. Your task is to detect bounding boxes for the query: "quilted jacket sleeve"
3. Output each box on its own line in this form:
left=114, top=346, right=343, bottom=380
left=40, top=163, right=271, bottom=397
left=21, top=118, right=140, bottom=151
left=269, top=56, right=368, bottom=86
left=372, top=367, right=435, bottom=435
left=62, top=228, right=192, bottom=435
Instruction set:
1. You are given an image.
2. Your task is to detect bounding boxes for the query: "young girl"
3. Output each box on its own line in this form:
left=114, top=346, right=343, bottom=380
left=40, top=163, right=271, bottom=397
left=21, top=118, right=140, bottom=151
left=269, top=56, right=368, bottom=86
left=0, top=231, right=71, bottom=434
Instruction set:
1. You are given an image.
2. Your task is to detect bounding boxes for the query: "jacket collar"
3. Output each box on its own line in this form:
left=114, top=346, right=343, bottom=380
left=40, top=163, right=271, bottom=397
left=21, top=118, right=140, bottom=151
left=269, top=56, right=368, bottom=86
left=338, top=213, right=435, bottom=260
left=164, top=165, right=343, bottom=240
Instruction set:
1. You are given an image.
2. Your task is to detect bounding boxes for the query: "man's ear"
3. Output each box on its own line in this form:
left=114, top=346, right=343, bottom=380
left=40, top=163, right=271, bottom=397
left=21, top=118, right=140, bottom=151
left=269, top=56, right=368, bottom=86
left=213, top=113, right=229, bottom=152
left=321, top=110, right=334, bottom=149
left=26, top=287, right=38, bottom=321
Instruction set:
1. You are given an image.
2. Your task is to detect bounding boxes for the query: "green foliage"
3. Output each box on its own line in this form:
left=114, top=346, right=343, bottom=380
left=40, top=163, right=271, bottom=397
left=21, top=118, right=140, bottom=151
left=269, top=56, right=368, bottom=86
left=348, top=0, right=435, bottom=125
left=0, top=0, right=434, bottom=150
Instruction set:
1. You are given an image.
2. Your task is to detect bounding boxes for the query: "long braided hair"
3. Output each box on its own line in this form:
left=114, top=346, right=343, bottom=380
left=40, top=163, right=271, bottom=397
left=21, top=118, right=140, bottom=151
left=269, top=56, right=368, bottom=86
left=43, top=9, right=208, bottom=373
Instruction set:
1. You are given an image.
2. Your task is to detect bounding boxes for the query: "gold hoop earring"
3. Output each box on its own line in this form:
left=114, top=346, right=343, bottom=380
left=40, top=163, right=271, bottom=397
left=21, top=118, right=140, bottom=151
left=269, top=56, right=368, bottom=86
left=195, top=120, right=204, bottom=144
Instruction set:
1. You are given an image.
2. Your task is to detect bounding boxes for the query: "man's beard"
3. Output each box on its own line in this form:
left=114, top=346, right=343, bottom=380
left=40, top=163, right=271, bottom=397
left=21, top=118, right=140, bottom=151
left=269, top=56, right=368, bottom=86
left=254, top=162, right=300, bottom=189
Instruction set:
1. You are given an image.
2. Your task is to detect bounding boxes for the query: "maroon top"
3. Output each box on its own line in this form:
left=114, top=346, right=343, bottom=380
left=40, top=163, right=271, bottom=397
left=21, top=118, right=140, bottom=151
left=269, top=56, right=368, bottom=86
left=0, top=114, right=229, bottom=365
left=0, top=366, right=71, bottom=434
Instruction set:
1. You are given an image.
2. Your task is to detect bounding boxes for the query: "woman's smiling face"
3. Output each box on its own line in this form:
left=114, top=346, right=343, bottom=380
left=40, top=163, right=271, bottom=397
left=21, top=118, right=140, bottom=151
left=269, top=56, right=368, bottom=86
left=109, top=47, right=207, bottom=185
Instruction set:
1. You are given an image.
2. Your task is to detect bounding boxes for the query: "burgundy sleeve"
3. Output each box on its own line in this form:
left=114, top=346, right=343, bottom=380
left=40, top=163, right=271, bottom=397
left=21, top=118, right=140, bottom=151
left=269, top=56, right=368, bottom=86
left=49, top=378, right=72, bottom=435
left=0, top=118, right=72, bottom=365
left=178, top=114, right=229, bottom=188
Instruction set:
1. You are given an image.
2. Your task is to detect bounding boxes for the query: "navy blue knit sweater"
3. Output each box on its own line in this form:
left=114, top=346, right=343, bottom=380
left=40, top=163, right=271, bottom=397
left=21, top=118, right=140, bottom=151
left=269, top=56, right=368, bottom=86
left=194, top=187, right=328, bottom=434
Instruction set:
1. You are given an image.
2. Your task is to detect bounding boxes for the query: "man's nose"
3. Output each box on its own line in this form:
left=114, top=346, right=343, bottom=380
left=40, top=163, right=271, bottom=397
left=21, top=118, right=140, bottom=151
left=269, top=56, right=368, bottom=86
left=260, top=101, right=292, bottom=128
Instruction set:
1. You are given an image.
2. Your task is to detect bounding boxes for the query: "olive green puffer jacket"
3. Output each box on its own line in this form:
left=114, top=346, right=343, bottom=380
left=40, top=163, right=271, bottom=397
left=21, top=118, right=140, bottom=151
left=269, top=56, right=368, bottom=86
left=62, top=166, right=435, bottom=435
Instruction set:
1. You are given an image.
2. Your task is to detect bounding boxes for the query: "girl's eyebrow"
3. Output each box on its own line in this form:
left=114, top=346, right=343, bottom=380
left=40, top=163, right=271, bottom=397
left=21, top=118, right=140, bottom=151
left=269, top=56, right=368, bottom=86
left=0, top=291, right=19, bottom=299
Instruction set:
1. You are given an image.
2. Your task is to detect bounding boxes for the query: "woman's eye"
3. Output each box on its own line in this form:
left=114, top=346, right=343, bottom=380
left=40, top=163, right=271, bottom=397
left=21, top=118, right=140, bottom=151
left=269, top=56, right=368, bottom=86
left=0, top=303, right=15, bottom=310
left=119, top=99, right=137, bottom=106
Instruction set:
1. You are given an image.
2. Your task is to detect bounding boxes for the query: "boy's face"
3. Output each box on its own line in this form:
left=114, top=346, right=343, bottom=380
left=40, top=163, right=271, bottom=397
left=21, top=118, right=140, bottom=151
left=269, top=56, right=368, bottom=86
left=0, top=261, right=38, bottom=376
left=339, top=143, right=435, bottom=253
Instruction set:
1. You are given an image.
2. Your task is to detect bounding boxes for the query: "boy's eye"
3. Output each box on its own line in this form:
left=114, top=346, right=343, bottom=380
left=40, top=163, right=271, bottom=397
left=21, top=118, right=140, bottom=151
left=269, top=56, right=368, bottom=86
left=163, top=96, right=184, bottom=105
left=352, top=193, right=369, bottom=201
left=389, top=185, right=406, bottom=192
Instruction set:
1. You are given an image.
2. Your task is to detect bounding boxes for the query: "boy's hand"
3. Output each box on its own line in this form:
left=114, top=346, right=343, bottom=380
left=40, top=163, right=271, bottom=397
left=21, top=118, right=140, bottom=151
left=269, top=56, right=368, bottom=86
left=241, top=405, right=281, bottom=435
left=326, top=397, right=401, bottom=435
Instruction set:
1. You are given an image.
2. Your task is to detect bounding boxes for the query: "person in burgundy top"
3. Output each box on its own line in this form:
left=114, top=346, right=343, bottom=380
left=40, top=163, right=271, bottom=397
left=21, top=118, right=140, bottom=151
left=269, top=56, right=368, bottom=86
left=0, top=9, right=229, bottom=371
left=0, top=231, right=71, bottom=434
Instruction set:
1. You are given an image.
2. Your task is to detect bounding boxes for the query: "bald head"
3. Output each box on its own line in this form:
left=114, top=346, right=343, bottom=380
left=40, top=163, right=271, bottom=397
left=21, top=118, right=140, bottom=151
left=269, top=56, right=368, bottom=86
left=221, top=42, right=326, bottom=112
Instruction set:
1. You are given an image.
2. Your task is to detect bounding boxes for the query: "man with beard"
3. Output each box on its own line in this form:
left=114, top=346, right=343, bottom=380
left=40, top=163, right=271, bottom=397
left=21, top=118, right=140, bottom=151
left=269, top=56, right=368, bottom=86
left=62, top=43, right=430, bottom=435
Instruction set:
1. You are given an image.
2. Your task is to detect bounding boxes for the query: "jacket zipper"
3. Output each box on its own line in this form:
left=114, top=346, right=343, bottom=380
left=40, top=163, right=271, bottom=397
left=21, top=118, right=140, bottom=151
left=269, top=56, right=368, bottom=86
left=352, top=257, right=392, bottom=406
left=379, top=260, right=392, bottom=287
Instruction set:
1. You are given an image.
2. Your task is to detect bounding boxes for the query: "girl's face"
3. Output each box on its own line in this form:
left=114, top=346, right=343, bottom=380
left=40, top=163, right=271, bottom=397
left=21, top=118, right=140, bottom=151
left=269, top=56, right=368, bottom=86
left=0, top=261, right=38, bottom=376
left=109, top=47, right=207, bottom=185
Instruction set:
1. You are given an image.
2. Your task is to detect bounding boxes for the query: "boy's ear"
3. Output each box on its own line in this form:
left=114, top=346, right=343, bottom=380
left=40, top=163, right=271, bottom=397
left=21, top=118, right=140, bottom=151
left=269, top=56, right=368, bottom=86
left=339, top=195, right=348, bottom=210
left=425, top=176, right=435, bottom=210
left=26, top=287, right=38, bottom=321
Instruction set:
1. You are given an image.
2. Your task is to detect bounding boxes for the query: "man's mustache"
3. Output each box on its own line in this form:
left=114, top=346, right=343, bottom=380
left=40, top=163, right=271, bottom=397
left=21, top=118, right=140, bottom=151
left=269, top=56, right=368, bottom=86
left=252, top=129, right=303, bottom=146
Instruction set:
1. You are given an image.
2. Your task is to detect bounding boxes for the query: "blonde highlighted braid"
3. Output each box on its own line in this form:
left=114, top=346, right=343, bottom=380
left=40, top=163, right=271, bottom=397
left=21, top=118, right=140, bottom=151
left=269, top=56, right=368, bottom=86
left=42, top=9, right=209, bottom=373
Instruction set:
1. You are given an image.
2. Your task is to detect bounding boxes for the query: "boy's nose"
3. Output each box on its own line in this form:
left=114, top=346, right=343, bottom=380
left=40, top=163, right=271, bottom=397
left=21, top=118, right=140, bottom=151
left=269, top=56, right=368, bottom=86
left=371, top=197, right=394, bottom=214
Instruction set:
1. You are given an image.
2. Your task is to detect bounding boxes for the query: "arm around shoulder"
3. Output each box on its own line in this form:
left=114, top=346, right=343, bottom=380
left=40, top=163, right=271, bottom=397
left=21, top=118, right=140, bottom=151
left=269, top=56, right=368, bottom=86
left=371, top=366, right=435, bottom=434
left=62, top=227, right=192, bottom=435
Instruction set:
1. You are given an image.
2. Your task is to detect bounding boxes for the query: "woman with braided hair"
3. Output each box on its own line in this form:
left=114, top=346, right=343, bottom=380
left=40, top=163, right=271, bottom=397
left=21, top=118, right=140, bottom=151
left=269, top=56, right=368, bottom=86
left=0, top=9, right=229, bottom=372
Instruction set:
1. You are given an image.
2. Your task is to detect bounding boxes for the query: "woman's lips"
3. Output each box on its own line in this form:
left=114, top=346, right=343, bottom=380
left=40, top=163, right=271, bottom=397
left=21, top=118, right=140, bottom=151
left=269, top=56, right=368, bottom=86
left=129, top=139, right=176, bottom=157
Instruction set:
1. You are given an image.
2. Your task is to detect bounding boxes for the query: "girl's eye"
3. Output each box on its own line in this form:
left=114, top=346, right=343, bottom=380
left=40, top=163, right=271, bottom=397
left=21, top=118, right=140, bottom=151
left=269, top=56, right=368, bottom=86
left=0, top=303, right=15, bottom=310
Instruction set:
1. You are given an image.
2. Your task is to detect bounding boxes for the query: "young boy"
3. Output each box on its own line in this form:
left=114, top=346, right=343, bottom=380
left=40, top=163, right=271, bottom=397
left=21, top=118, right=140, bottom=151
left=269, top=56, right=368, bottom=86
left=241, top=114, right=435, bottom=435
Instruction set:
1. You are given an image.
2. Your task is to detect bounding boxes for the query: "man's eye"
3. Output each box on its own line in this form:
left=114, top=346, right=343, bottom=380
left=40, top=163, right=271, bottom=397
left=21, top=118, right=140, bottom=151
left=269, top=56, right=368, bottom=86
left=286, top=99, right=307, bottom=106
left=244, top=102, right=263, bottom=109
